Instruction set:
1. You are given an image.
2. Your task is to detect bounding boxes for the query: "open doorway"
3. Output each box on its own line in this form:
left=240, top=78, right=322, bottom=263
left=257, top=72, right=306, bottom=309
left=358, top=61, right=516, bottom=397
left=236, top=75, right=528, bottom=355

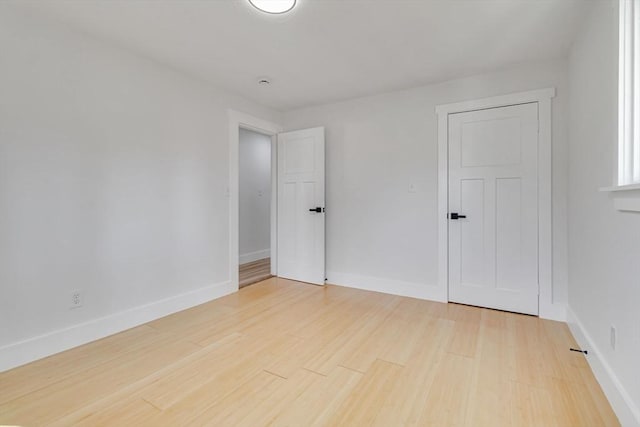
left=228, top=110, right=326, bottom=291
left=238, top=128, right=273, bottom=288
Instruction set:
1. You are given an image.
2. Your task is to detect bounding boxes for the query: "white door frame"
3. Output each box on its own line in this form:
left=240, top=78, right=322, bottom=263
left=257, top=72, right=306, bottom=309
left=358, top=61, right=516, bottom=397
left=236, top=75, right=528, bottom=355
left=228, top=110, right=283, bottom=290
left=435, top=88, right=561, bottom=320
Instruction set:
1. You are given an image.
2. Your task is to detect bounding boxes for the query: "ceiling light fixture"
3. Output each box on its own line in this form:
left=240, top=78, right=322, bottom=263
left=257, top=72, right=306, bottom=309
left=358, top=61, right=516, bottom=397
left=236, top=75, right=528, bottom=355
left=248, top=0, right=296, bottom=14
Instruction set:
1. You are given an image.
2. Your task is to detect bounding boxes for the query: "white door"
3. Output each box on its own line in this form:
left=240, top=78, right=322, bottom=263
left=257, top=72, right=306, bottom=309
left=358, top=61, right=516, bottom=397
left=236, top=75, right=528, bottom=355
left=448, top=103, right=539, bottom=315
left=277, top=127, right=325, bottom=285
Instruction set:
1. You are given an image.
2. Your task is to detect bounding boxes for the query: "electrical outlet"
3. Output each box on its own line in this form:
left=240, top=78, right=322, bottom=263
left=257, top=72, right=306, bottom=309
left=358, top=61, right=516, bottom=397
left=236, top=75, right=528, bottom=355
left=71, top=290, right=83, bottom=309
left=610, top=325, right=617, bottom=350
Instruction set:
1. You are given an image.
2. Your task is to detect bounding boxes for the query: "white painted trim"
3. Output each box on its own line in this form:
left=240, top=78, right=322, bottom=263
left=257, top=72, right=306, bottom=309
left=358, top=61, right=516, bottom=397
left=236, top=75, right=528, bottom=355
left=437, top=111, right=450, bottom=303
left=537, top=95, right=556, bottom=319
left=436, top=88, right=562, bottom=320
left=228, top=110, right=282, bottom=290
left=538, top=301, right=567, bottom=322
left=0, top=281, right=235, bottom=373
left=270, top=134, right=278, bottom=276
left=614, top=197, right=640, bottom=211
left=435, top=88, right=556, bottom=115
left=600, top=182, right=640, bottom=212
left=327, top=271, right=446, bottom=302
left=618, top=0, right=640, bottom=187
left=239, top=249, right=271, bottom=265
left=567, top=306, right=640, bottom=427
left=600, top=183, right=640, bottom=192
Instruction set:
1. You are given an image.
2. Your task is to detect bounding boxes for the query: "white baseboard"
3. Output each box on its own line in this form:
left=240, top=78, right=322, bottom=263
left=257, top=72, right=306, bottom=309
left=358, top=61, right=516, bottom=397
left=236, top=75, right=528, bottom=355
left=328, top=272, right=565, bottom=322
left=567, top=306, right=640, bottom=427
left=239, top=249, right=270, bottom=265
left=327, top=271, right=446, bottom=302
left=539, top=300, right=567, bottom=321
left=0, top=280, right=235, bottom=373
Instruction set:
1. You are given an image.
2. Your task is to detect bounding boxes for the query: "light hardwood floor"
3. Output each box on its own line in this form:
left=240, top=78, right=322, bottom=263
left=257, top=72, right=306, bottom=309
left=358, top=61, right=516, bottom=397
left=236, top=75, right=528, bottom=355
left=239, top=257, right=272, bottom=288
left=0, top=278, right=618, bottom=426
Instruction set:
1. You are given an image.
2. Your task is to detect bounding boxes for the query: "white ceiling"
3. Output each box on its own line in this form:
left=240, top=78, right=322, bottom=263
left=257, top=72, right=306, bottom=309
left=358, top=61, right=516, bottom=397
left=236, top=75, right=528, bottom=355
left=18, top=0, right=589, bottom=111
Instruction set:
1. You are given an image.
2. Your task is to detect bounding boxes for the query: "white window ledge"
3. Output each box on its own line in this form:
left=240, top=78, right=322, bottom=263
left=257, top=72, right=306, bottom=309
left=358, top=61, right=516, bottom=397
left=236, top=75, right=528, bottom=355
left=600, top=184, right=640, bottom=212
left=600, top=183, right=640, bottom=192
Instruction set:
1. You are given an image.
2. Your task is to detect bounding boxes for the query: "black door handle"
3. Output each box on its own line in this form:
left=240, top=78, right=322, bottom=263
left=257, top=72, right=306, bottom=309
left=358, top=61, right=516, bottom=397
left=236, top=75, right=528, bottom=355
left=309, top=207, right=323, bottom=213
left=449, top=212, right=467, bottom=220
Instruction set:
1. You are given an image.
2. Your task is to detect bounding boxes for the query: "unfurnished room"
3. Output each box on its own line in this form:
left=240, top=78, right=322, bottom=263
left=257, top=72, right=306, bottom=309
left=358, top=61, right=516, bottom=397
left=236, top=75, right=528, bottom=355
left=0, top=0, right=639, bottom=425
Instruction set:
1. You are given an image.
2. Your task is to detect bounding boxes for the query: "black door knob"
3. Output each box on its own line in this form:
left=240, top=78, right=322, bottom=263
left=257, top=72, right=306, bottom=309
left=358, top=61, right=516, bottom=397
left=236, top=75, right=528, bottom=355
left=309, top=207, right=323, bottom=213
left=450, top=212, right=467, bottom=220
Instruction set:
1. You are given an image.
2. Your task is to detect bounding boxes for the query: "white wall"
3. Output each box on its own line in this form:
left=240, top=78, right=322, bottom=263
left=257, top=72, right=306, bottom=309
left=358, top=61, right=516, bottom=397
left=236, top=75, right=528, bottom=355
left=284, top=59, right=569, bottom=313
left=0, top=5, right=280, bottom=371
left=239, top=128, right=271, bottom=264
left=567, top=1, right=640, bottom=425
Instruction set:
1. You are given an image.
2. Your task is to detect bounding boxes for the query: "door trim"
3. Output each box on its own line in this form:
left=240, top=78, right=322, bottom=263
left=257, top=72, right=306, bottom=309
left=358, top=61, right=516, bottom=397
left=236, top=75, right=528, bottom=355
left=228, top=110, right=282, bottom=291
left=435, top=88, right=561, bottom=320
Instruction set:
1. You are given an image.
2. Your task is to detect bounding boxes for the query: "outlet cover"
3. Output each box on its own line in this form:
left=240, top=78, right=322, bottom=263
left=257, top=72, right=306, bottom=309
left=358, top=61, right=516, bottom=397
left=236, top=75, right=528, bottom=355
left=610, top=325, right=617, bottom=350
left=71, top=290, right=83, bottom=309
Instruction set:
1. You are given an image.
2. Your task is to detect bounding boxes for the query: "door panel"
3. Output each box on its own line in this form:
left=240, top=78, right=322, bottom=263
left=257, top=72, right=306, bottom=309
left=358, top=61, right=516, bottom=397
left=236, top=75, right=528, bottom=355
left=460, top=116, right=522, bottom=167
left=448, top=103, right=539, bottom=315
left=459, top=179, right=485, bottom=287
left=277, top=127, right=325, bottom=285
left=496, top=177, right=524, bottom=291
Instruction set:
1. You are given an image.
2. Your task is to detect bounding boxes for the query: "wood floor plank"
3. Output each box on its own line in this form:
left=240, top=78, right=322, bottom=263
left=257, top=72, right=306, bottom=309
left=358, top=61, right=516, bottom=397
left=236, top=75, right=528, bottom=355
left=239, top=257, right=273, bottom=288
left=270, top=366, right=363, bottom=427
left=371, top=318, right=453, bottom=426
left=232, top=368, right=324, bottom=426
left=327, top=359, right=405, bottom=426
left=578, top=365, right=621, bottom=427
left=263, top=288, right=389, bottom=378
left=0, top=278, right=620, bottom=426
left=463, top=317, right=513, bottom=427
left=52, top=396, right=165, bottom=427
left=187, top=370, right=286, bottom=426
left=509, top=381, right=558, bottom=427
left=339, top=298, right=448, bottom=375
left=0, top=324, right=161, bottom=405
left=417, top=353, right=474, bottom=426
left=446, top=318, right=480, bottom=358
left=0, top=336, right=200, bottom=425
left=302, top=293, right=399, bottom=375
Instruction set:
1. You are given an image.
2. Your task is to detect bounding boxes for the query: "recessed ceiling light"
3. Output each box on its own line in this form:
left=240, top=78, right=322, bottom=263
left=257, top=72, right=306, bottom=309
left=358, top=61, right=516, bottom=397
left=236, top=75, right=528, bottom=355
left=248, top=0, right=296, bottom=14
left=257, top=77, right=272, bottom=85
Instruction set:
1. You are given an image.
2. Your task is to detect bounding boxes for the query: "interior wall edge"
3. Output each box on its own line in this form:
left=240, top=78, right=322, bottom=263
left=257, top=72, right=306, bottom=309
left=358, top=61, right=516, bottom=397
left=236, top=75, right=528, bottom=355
left=0, top=280, right=234, bottom=373
left=567, top=306, right=640, bottom=427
